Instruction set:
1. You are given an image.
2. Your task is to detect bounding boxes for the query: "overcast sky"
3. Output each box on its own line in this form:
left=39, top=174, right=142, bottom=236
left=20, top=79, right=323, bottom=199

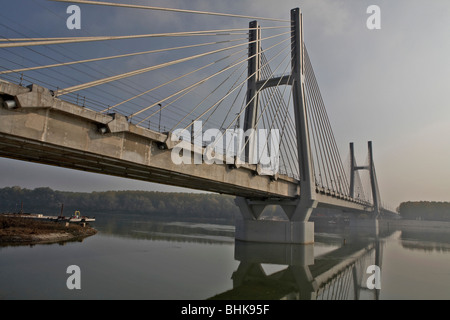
left=1, top=0, right=450, bottom=209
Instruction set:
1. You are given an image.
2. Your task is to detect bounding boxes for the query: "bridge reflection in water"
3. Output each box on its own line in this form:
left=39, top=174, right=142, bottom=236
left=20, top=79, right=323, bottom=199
left=91, top=210, right=394, bottom=300
left=210, top=228, right=395, bottom=300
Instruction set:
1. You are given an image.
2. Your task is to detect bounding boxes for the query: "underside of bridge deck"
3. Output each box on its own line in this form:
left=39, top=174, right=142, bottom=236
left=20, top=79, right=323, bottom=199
left=0, top=80, right=300, bottom=200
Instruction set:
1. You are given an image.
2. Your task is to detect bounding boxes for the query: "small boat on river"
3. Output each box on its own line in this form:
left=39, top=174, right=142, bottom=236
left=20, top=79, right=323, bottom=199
left=68, top=211, right=95, bottom=223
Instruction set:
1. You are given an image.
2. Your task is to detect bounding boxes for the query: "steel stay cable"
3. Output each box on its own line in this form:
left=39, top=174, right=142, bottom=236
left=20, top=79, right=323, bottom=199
left=0, top=38, right=247, bottom=75
left=166, top=55, right=245, bottom=131
left=278, top=89, right=299, bottom=178
left=101, top=47, right=248, bottom=114
left=260, top=89, right=294, bottom=177
left=89, top=31, right=291, bottom=114
left=259, top=53, right=297, bottom=153
left=307, top=77, right=329, bottom=189
left=101, top=32, right=287, bottom=113
left=217, top=83, right=249, bottom=157
left=1, top=15, right=290, bottom=131
left=2, top=31, right=264, bottom=104
left=306, top=51, right=346, bottom=194
left=215, top=69, right=247, bottom=132
left=305, top=80, right=325, bottom=188
left=305, top=61, right=333, bottom=191
left=305, top=48, right=350, bottom=194
left=305, top=47, right=340, bottom=192
left=259, top=53, right=299, bottom=177
left=119, top=31, right=288, bottom=117
left=0, top=50, right=129, bottom=113
left=0, top=32, right=243, bottom=48
left=1, top=26, right=286, bottom=48
left=177, top=35, right=293, bottom=133
left=55, top=36, right=263, bottom=96
left=169, top=57, right=248, bottom=132
left=219, top=89, right=248, bottom=160
left=0, top=22, right=282, bottom=99
left=207, top=45, right=293, bottom=157
left=259, top=88, right=290, bottom=174
left=219, top=79, right=249, bottom=158
left=232, top=45, right=293, bottom=161
left=305, top=77, right=324, bottom=187
left=196, top=39, right=293, bottom=155
left=0, top=19, right=236, bottom=127
left=0, top=24, right=192, bottom=114
left=0, top=46, right=225, bottom=129
left=134, top=62, right=247, bottom=129
left=259, top=89, right=285, bottom=173
left=0, top=20, right=168, bottom=111
left=0, top=8, right=250, bottom=125
left=48, top=0, right=291, bottom=23
left=308, top=66, right=340, bottom=193
left=0, top=15, right=242, bottom=119
left=135, top=36, right=292, bottom=127
left=314, top=76, right=349, bottom=194
left=258, top=65, right=297, bottom=177
left=259, top=51, right=299, bottom=178
left=305, top=65, right=332, bottom=189
left=0, top=9, right=162, bottom=109
left=218, top=81, right=246, bottom=133
left=259, top=52, right=299, bottom=164
left=197, top=62, right=249, bottom=132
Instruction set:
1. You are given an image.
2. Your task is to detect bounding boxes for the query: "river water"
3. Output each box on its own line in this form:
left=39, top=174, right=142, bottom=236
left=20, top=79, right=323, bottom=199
left=1, top=212, right=449, bottom=300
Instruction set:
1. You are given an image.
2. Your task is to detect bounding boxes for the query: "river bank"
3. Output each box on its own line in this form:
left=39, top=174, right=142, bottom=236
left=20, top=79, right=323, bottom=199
left=0, top=214, right=97, bottom=245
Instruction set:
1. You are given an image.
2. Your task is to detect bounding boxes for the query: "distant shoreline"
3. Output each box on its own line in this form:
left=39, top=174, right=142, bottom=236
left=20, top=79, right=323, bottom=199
left=0, top=214, right=97, bottom=245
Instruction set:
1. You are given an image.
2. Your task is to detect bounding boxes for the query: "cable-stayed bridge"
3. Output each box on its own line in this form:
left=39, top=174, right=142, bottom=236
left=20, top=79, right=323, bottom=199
left=0, top=2, right=393, bottom=243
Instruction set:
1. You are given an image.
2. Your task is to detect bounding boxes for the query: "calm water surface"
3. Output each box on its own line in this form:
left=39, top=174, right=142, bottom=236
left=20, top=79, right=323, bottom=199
left=1, top=213, right=449, bottom=300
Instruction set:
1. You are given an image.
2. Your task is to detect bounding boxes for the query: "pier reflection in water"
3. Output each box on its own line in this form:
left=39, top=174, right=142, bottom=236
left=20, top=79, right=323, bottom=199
left=1, top=211, right=450, bottom=300
left=210, top=228, right=391, bottom=300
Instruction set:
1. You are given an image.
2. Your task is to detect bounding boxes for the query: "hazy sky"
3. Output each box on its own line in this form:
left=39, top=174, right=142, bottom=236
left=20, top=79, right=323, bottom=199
left=1, top=0, right=450, bottom=209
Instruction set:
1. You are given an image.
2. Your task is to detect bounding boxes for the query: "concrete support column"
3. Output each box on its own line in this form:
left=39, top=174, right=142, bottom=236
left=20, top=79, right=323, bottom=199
left=290, top=8, right=318, bottom=222
left=368, top=141, right=380, bottom=216
left=244, top=20, right=261, bottom=163
left=349, top=142, right=356, bottom=198
left=234, top=197, right=315, bottom=244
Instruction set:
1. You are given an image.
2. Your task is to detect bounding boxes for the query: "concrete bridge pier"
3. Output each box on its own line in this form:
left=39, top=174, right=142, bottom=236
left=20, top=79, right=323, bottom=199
left=234, top=197, right=316, bottom=244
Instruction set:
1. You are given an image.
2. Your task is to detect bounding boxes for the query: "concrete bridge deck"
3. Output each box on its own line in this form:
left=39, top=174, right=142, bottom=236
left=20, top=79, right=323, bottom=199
left=0, top=80, right=369, bottom=212
left=0, top=80, right=299, bottom=199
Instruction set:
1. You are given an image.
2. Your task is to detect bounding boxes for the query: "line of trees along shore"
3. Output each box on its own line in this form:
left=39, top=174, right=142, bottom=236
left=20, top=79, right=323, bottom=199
left=0, top=186, right=240, bottom=224
left=2, top=187, right=450, bottom=222
left=397, top=201, right=450, bottom=221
